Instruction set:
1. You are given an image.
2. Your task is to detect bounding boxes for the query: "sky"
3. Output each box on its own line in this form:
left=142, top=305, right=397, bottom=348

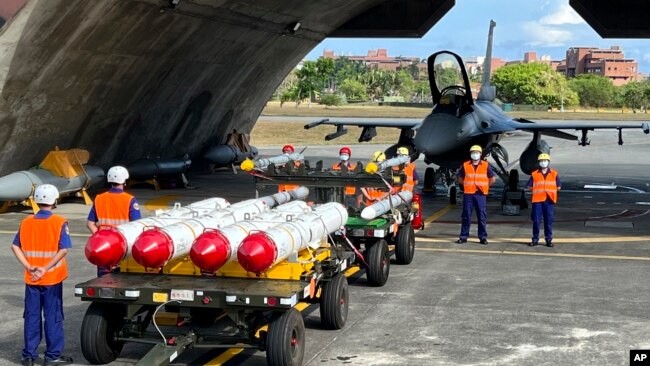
left=305, top=0, right=650, bottom=74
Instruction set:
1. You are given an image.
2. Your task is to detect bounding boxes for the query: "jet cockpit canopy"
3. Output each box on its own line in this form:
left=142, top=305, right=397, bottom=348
left=427, top=51, right=473, bottom=111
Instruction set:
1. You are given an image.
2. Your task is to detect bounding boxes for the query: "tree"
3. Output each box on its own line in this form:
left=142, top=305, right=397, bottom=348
left=413, top=81, right=431, bottom=103
left=339, top=79, right=367, bottom=101
left=492, top=63, right=578, bottom=107
left=619, top=81, right=649, bottom=112
left=567, top=74, right=616, bottom=107
left=295, top=59, right=336, bottom=108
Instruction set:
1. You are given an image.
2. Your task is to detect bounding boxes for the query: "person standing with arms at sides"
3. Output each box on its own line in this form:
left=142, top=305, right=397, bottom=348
left=395, top=147, right=419, bottom=192
left=527, top=153, right=561, bottom=247
left=456, top=145, right=496, bottom=245
left=278, top=144, right=301, bottom=192
left=332, top=147, right=357, bottom=196
left=87, top=166, right=141, bottom=276
left=12, top=184, right=73, bottom=366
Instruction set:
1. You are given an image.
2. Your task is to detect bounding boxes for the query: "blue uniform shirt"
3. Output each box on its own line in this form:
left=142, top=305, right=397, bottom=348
left=13, top=210, right=72, bottom=249
left=87, top=188, right=141, bottom=222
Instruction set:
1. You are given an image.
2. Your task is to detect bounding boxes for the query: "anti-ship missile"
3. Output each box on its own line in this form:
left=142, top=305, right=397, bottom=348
left=361, top=191, right=413, bottom=220
left=204, top=144, right=258, bottom=166
left=131, top=188, right=309, bottom=268
left=365, top=155, right=410, bottom=174
left=240, top=153, right=304, bottom=172
left=126, top=156, right=191, bottom=181
left=190, top=201, right=312, bottom=272
left=237, top=202, right=348, bottom=273
left=0, top=166, right=104, bottom=202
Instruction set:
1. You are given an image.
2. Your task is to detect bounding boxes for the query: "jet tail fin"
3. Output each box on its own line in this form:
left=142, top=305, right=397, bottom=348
left=477, top=20, right=496, bottom=101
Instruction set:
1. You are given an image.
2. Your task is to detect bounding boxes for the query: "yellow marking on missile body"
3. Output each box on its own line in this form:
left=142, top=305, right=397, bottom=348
left=415, top=236, right=650, bottom=244
left=416, top=247, right=650, bottom=261
left=424, top=204, right=455, bottom=224
left=240, top=159, right=255, bottom=171
left=143, top=195, right=181, bottom=211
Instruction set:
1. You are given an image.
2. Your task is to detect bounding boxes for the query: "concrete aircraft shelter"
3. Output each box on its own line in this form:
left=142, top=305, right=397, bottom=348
left=0, top=0, right=648, bottom=175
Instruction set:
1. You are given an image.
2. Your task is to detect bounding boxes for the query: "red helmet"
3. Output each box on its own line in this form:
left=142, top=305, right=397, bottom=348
left=282, top=144, right=295, bottom=153
left=339, top=147, right=351, bottom=156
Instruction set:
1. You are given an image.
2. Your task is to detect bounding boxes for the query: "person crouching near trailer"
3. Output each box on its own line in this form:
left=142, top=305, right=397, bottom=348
left=527, top=153, right=561, bottom=247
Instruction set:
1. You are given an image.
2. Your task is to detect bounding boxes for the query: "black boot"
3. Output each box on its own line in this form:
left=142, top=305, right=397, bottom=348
left=456, top=238, right=467, bottom=244
left=546, top=240, right=553, bottom=247
left=480, top=239, right=488, bottom=245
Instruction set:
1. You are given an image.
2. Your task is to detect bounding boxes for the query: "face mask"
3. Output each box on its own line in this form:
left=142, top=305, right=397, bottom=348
left=470, top=153, right=481, bottom=161
left=283, top=152, right=290, bottom=155
left=539, top=160, right=549, bottom=168
left=340, top=154, right=349, bottom=161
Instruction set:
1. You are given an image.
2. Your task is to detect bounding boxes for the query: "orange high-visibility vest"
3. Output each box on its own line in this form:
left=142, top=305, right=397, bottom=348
left=394, top=163, right=416, bottom=192
left=332, top=162, right=357, bottom=195
left=363, top=188, right=388, bottom=206
left=95, top=191, right=134, bottom=228
left=278, top=161, right=301, bottom=192
left=531, top=169, right=558, bottom=203
left=462, top=161, right=490, bottom=195
left=19, top=215, right=68, bottom=285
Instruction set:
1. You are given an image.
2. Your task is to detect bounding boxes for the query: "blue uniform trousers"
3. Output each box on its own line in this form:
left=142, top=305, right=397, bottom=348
left=23, top=283, right=64, bottom=360
left=531, top=199, right=554, bottom=242
left=460, top=193, right=488, bottom=240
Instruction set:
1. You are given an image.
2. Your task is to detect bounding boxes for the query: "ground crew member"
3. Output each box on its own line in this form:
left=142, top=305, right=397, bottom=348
left=278, top=144, right=301, bottom=192
left=395, top=147, right=419, bottom=192
left=527, top=153, right=561, bottom=247
left=331, top=147, right=357, bottom=196
left=360, top=151, right=393, bottom=205
left=87, top=166, right=141, bottom=276
left=456, top=145, right=496, bottom=245
left=12, top=184, right=73, bottom=366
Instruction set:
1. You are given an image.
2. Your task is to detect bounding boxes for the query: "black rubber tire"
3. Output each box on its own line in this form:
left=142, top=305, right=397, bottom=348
left=319, top=273, right=349, bottom=330
left=266, top=309, right=305, bottom=366
left=423, top=167, right=435, bottom=192
left=508, top=169, right=520, bottom=191
left=395, top=224, right=416, bottom=265
left=366, top=239, right=390, bottom=287
left=80, top=302, right=125, bottom=365
left=450, top=186, right=457, bottom=205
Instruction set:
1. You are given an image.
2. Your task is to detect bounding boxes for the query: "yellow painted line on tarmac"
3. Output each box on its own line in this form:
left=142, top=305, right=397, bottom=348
left=144, top=195, right=181, bottom=211
left=424, top=204, right=455, bottom=224
left=416, top=247, right=650, bottom=261
left=416, top=236, right=650, bottom=244
left=206, top=265, right=361, bottom=365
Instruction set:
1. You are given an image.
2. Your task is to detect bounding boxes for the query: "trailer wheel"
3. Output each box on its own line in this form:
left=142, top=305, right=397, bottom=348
left=80, top=302, right=125, bottom=364
left=266, top=308, right=305, bottom=366
left=366, top=239, right=390, bottom=286
left=395, top=224, right=415, bottom=265
left=320, top=273, right=349, bottom=329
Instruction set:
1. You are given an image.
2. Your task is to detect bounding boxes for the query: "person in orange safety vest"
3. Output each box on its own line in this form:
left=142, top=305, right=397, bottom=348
left=12, top=184, right=73, bottom=366
left=394, top=146, right=419, bottom=192
left=331, top=146, right=357, bottom=195
left=277, top=144, right=301, bottom=192
left=527, top=153, right=561, bottom=247
left=87, top=166, right=141, bottom=276
left=456, top=145, right=496, bottom=245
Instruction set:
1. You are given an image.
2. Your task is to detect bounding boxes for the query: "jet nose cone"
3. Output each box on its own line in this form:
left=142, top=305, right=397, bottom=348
left=85, top=229, right=127, bottom=267
left=237, top=232, right=277, bottom=274
left=190, top=230, right=231, bottom=272
left=414, top=113, right=472, bottom=156
left=132, top=229, right=172, bottom=268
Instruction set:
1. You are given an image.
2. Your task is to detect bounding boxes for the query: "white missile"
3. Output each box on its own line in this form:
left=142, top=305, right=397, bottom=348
left=237, top=202, right=348, bottom=273
left=361, top=191, right=413, bottom=220
left=365, top=155, right=411, bottom=174
left=190, top=201, right=313, bottom=272
left=240, top=153, right=304, bottom=172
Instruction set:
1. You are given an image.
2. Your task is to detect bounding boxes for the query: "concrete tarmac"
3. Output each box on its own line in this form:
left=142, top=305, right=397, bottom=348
left=0, top=128, right=648, bottom=365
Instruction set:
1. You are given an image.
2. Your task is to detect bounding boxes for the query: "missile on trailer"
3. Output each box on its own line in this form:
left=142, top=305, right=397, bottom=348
left=190, top=201, right=312, bottom=272
left=237, top=202, right=348, bottom=274
left=240, top=153, right=304, bottom=172
left=361, top=191, right=413, bottom=220
left=365, top=155, right=411, bottom=174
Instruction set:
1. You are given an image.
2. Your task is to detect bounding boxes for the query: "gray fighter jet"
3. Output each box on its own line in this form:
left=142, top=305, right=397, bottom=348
left=305, top=20, right=649, bottom=202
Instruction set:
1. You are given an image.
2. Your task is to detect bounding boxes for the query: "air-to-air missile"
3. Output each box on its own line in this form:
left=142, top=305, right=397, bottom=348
left=130, top=187, right=310, bottom=268
left=85, top=187, right=309, bottom=268
left=190, top=201, right=312, bottom=272
left=240, top=153, right=305, bottom=172
left=361, top=191, right=413, bottom=220
left=237, top=202, right=348, bottom=274
left=0, top=148, right=103, bottom=211
left=364, top=155, right=411, bottom=174
left=203, top=144, right=259, bottom=166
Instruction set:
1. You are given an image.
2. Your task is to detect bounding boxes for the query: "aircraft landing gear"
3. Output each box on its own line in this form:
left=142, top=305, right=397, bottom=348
left=448, top=185, right=457, bottom=205
left=423, top=167, right=435, bottom=193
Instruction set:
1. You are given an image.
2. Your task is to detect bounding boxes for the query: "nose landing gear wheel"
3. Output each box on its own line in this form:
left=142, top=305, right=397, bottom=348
left=448, top=185, right=457, bottom=205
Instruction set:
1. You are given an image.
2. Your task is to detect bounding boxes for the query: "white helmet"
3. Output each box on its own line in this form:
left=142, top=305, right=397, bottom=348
left=107, top=166, right=129, bottom=184
left=33, top=184, right=59, bottom=205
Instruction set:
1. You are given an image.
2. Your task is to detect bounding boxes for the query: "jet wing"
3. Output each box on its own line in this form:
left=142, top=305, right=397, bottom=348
left=304, top=118, right=421, bottom=142
left=508, top=118, right=650, bottom=145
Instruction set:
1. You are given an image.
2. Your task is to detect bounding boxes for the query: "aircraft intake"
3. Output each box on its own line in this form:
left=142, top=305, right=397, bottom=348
left=519, top=138, right=550, bottom=175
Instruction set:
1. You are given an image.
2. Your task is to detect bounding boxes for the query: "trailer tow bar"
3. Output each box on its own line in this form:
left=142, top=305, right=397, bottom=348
left=135, top=331, right=198, bottom=366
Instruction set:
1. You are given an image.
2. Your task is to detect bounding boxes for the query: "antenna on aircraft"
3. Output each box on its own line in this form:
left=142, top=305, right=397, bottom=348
left=477, top=20, right=497, bottom=101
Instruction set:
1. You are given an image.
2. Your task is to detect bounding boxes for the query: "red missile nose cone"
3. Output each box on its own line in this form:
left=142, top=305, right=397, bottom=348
left=237, top=232, right=277, bottom=274
left=190, top=230, right=231, bottom=272
left=85, top=229, right=127, bottom=267
left=132, top=229, right=173, bottom=268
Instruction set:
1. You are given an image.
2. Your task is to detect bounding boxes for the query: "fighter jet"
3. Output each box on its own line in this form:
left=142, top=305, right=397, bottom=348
left=305, top=20, right=649, bottom=203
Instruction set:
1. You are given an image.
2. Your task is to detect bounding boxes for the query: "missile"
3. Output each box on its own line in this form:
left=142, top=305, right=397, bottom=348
left=204, top=144, right=258, bottom=166
left=189, top=200, right=312, bottom=272
left=0, top=165, right=104, bottom=201
left=238, top=202, right=348, bottom=273
left=85, top=197, right=230, bottom=268
left=126, top=156, right=191, bottom=181
left=240, top=153, right=304, bottom=172
left=361, top=191, right=413, bottom=220
left=365, top=155, right=411, bottom=174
